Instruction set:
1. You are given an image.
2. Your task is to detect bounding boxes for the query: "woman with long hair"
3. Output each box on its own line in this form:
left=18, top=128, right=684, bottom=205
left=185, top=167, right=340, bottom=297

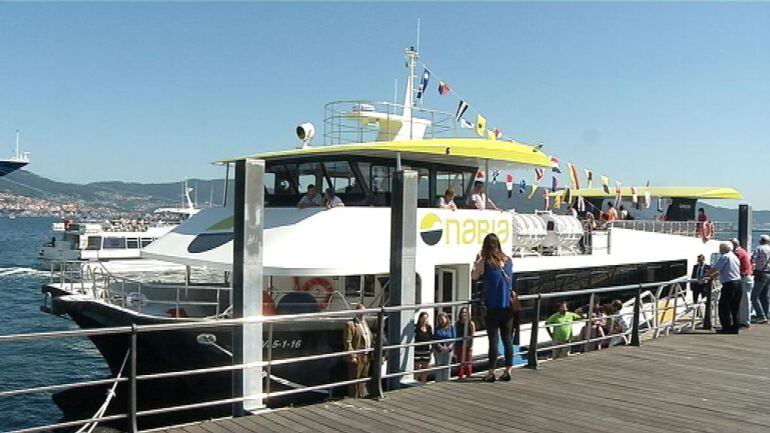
left=471, top=233, right=515, bottom=382
left=454, top=307, right=476, bottom=379
left=433, top=312, right=455, bottom=382
left=414, top=311, right=433, bottom=382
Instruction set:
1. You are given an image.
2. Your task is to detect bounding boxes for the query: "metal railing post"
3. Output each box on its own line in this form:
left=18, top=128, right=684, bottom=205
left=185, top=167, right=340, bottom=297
left=703, top=280, right=713, bottom=330
left=370, top=307, right=385, bottom=400
left=583, top=293, right=595, bottom=352
left=265, top=322, right=273, bottom=400
left=128, top=324, right=138, bottom=433
left=526, top=295, right=541, bottom=369
left=461, top=308, right=470, bottom=377
left=631, top=285, right=642, bottom=347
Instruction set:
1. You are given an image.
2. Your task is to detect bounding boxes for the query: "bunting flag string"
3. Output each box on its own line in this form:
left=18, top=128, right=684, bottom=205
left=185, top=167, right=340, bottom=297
left=438, top=80, right=451, bottom=95
left=567, top=163, right=580, bottom=190
left=486, top=129, right=496, bottom=140
left=455, top=100, right=469, bottom=121
left=630, top=186, right=638, bottom=205
left=505, top=174, right=514, bottom=198
left=551, top=176, right=559, bottom=193
left=491, top=169, right=501, bottom=185
left=657, top=197, right=664, bottom=213
left=614, top=181, right=623, bottom=209
left=519, top=179, right=527, bottom=194
left=564, top=187, right=572, bottom=205
left=475, top=114, right=487, bottom=137
left=535, top=168, right=545, bottom=182
left=416, top=68, right=430, bottom=100
left=585, top=169, right=593, bottom=189
left=554, top=193, right=562, bottom=209
left=550, top=156, right=561, bottom=173
left=528, top=184, right=538, bottom=199
left=543, top=191, right=550, bottom=210
left=459, top=118, right=474, bottom=129
left=600, top=175, right=610, bottom=194
left=577, top=196, right=586, bottom=212
left=644, top=191, right=651, bottom=208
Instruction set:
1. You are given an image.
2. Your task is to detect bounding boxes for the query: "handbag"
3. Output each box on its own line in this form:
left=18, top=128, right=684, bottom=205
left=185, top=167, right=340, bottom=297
left=500, top=259, right=523, bottom=313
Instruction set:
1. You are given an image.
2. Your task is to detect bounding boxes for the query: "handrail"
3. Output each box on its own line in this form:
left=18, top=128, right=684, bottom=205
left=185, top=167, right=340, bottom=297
left=3, top=276, right=718, bottom=433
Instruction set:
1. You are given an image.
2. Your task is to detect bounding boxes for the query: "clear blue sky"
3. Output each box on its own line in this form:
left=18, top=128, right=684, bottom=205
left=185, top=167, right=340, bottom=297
left=1, top=2, right=768, bottom=208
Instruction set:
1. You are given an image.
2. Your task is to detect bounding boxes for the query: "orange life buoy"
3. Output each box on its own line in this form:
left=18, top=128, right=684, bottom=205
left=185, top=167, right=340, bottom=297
left=301, top=277, right=335, bottom=309
left=701, top=220, right=715, bottom=242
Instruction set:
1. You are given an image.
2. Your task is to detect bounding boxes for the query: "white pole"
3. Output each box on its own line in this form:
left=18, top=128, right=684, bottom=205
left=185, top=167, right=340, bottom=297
left=15, top=129, right=20, bottom=159
left=416, top=18, right=421, bottom=53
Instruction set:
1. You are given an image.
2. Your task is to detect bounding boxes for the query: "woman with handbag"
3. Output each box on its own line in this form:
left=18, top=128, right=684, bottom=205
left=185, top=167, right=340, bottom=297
left=472, top=233, right=515, bottom=382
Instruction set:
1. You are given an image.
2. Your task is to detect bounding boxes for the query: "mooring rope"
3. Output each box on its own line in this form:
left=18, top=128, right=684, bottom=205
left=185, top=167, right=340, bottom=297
left=76, top=348, right=130, bottom=433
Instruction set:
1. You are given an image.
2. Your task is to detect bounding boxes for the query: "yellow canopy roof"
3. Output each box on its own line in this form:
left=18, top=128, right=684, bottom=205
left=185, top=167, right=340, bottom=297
left=549, top=186, right=743, bottom=200
left=218, top=138, right=555, bottom=170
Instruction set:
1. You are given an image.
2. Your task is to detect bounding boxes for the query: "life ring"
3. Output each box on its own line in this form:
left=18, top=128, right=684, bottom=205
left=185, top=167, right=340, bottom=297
left=302, top=277, right=335, bottom=309
left=701, top=220, right=715, bottom=241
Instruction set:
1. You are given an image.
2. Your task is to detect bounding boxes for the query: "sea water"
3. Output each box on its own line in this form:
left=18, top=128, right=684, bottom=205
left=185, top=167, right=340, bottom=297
left=0, top=218, right=108, bottom=431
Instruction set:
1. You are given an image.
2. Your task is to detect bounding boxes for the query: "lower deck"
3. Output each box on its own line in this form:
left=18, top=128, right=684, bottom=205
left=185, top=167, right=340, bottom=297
left=162, top=325, right=770, bottom=433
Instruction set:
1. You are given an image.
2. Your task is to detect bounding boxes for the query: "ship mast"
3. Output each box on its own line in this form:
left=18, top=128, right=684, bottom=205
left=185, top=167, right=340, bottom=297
left=15, top=130, right=20, bottom=160
left=402, top=46, right=419, bottom=120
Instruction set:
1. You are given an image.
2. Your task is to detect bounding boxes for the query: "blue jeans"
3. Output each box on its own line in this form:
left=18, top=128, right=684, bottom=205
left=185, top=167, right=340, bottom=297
left=751, top=275, right=770, bottom=321
left=434, top=349, right=452, bottom=381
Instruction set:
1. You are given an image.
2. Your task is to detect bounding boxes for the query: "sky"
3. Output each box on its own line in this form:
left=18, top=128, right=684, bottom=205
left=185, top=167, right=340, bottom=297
left=0, top=2, right=768, bottom=209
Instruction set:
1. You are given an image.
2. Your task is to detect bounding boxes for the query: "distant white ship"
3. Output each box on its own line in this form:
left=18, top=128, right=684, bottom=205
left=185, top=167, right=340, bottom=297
left=0, top=130, right=30, bottom=177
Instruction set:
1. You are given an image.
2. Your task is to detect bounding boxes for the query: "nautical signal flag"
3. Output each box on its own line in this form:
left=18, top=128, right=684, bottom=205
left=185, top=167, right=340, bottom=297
left=644, top=191, right=652, bottom=208
left=416, top=69, right=430, bottom=100
left=567, top=163, right=580, bottom=190
left=564, top=187, right=572, bottom=205
left=476, top=171, right=485, bottom=180
left=584, top=169, right=593, bottom=188
left=577, top=196, right=586, bottom=212
left=438, top=80, right=451, bottom=95
left=505, top=174, right=514, bottom=198
left=491, top=169, right=501, bottom=184
left=528, top=184, right=538, bottom=199
left=519, top=179, right=527, bottom=194
left=630, top=186, right=638, bottom=204
left=486, top=129, right=496, bottom=140
left=600, top=175, right=610, bottom=194
left=475, top=114, right=487, bottom=137
left=535, top=168, right=545, bottom=182
left=554, top=193, right=562, bottom=209
left=550, top=156, right=561, bottom=173
left=614, top=181, right=622, bottom=209
left=543, top=191, right=550, bottom=210
left=551, top=176, right=558, bottom=192
left=459, top=118, right=474, bottom=129
left=455, top=100, right=469, bottom=122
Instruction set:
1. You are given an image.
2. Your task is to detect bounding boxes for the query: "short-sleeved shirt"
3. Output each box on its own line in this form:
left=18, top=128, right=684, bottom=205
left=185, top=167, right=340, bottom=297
left=326, top=196, right=344, bottom=207
left=734, top=247, right=752, bottom=277
left=714, top=252, right=741, bottom=284
left=437, top=197, right=457, bottom=209
left=298, top=193, right=323, bottom=207
left=752, top=245, right=770, bottom=272
left=467, top=192, right=494, bottom=210
left=546, top=312, right=581, bottom=341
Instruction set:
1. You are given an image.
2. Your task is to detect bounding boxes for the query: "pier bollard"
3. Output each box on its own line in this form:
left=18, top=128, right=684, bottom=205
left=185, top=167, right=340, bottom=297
left=128, top=324, right=138, bottom=433
left=526, top=296, right=541, bottom=369
left=370, top=307, right=386, bottom=400
left=630, top=286, right=641, bottom=347
left=703, top=281, right=713, bottom=330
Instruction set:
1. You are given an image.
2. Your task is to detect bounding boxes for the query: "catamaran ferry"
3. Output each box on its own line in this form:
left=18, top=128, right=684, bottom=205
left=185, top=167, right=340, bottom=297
left=41, top=47, right=741, bottom=420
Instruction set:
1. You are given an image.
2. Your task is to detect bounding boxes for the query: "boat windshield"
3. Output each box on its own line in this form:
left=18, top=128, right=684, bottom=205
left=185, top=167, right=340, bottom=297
left=264, top=157, right=476, bottom=208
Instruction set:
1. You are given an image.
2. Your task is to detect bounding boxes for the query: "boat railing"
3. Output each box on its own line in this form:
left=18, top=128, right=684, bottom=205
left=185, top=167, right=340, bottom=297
left=7, top=276, right=720, bottom=433
left=609, top=219, right=732, bottom=238
left=323, top=100, right=457, bottom=145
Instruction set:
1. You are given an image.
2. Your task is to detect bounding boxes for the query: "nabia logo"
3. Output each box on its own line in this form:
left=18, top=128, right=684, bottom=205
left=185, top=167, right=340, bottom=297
left=419, top=213, right=510, bottom=246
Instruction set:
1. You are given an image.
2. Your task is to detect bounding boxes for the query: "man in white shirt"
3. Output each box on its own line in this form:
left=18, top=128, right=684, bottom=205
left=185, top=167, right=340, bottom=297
left=297, top=184, right=324, bottom=208
left=710, top=242, right=743, bottom=334
left=751, top=235, right=770, bottom=323
left=324, top=188, right=345, bottom=208
left=466, top=181, right=498, bottom=210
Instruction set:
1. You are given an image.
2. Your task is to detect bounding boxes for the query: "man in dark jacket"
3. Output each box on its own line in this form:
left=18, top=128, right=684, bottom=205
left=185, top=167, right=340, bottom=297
left=691, top=254, right=711, bottom=304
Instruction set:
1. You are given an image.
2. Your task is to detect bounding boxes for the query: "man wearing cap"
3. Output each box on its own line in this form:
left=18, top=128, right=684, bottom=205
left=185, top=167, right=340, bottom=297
left=731, top=238, right=754, bottom=328
left=751, top=235, right=770, bottom=324
left=467, top=181, right=498, bottom=210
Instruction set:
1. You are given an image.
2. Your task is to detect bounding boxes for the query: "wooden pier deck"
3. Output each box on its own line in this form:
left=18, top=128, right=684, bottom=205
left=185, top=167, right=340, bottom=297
left=162, top=326, right=770, bottom=433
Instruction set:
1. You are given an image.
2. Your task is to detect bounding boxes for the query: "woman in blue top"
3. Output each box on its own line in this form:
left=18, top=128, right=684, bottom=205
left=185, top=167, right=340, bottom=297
left=433, top=312, right=455, bottom=382
left=472, top=233, right=515, bottom=382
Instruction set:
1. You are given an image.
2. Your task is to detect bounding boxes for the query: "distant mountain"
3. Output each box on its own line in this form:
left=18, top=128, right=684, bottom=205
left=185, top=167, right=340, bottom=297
left=0, top=170, right=229, bottom=212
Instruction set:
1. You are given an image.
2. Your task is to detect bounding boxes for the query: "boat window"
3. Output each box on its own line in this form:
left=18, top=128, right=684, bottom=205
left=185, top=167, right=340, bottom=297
left=126, top=238, right=139, bottom=249
left=296, top=162, right=324, bottom=192
left=86, top=236, right=102, bottom=250
left=264, top=165, right=295, bottom=196
left=363, top=275, right=376, bottom=297
left=103, top=237, right=126, bottom=249
left=323, top=161, right=362, bottom=195
left=436, top=171, right=466, bottom=202
left=345, top=276, right=361, bottom=297
left=140, top=238, right=154, bottom=248
left=371, top=165, right=393, bottom=193
left=417, top=168, right=430, bottom=205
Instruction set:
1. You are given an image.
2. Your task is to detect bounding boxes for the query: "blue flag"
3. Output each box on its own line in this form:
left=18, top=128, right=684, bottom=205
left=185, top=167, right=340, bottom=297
left=416, top=69, right=430, bottom=100
left=519, top=179, right=526, bottom=194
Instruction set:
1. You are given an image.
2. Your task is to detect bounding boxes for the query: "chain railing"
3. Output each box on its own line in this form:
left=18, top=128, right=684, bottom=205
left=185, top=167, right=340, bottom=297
left=5, top=276, right=719, bottom=433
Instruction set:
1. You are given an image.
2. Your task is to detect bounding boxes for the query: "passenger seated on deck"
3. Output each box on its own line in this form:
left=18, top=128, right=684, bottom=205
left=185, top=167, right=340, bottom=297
left=467, top=181, right=498, bottom=210
left=324, top=188, right=345, bottom=209
left=545, top=301, right=583, bottom=359
left=297, top=184, right=324, bottom=208
left=437, top=187, right=458, bottom=210
left=605, top=202, right=618, bottom=221
left=608, top=300, right=631, bottom=346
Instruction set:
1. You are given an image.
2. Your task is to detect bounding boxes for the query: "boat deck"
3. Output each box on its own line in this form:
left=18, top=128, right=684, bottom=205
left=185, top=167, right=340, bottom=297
left=162, top=326, right=770, bottom=433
